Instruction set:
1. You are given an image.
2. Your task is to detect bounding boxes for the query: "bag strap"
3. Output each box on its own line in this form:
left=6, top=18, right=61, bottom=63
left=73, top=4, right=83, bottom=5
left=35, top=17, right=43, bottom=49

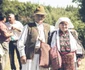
left=48, top=30, right=57, bottom=45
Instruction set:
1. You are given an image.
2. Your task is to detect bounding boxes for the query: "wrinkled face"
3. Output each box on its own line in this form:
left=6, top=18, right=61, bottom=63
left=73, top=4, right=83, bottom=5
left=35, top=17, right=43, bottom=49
left=59, top=21, right=69, bottom=32
left=34, top=14, right=45, bottom=24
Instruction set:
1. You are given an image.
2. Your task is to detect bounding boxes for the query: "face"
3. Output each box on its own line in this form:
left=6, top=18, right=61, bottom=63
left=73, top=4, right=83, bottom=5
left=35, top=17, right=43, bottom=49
left=8, top=15, right=15, bottom=23
left=59, top=21, right=69, bottom=32
left=2, top=17, right=6, bottom=23
left=34, top=14, right=45, bottom=24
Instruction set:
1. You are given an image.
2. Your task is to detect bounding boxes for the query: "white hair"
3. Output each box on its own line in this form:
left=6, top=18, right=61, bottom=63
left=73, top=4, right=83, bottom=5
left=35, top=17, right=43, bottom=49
left=8, top=13, right=15, bottom=18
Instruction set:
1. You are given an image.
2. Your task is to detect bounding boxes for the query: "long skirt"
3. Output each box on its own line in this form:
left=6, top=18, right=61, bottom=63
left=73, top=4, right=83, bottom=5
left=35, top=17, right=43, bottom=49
left=61, top=52, right=76, bottom=70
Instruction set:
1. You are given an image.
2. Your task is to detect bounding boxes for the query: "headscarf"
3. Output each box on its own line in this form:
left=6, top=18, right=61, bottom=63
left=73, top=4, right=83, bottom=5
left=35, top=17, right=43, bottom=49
left=55, top=17, right=74, bottom=29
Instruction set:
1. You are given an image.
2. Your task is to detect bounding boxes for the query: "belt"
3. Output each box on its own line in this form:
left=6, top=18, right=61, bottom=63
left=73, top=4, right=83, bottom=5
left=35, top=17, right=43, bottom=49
left=11, top=40, right=18, bottom=42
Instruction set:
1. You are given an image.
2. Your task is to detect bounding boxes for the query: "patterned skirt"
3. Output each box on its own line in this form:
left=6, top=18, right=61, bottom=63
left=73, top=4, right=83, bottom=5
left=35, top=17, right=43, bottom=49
left=61, top=52, right=76, bottom=70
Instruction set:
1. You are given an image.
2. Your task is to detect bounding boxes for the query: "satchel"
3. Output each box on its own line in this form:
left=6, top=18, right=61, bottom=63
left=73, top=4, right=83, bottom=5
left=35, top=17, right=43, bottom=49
left=50, top=46, right=62, bottom=70
left=39, top=42, right=51, bottom=67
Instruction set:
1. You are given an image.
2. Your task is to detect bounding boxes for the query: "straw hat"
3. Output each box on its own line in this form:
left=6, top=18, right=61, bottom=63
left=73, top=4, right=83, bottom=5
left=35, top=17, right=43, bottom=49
left=34, top=5, right=46, bottom=15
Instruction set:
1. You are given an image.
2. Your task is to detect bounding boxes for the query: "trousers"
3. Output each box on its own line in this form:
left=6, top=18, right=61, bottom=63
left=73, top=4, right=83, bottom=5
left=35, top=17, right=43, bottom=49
left=9, top=41, right=22, bottom=70
left=0, top=42, right=9, bottom=70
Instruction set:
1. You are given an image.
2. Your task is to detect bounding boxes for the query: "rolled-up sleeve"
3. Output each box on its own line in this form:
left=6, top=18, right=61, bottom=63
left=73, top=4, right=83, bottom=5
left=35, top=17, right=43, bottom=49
left=17, top=25, right=28, bottom=57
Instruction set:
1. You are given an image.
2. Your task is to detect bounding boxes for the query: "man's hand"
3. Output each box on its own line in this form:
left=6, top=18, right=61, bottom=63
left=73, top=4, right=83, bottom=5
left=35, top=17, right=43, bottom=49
left=12, top=26, right=21, bottom=32
left=20, top=56, right=27, bottom=64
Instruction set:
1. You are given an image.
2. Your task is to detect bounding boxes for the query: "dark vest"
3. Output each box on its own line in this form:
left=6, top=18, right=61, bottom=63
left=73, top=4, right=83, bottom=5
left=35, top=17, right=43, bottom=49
left=25, top=22, right=50, bottom=59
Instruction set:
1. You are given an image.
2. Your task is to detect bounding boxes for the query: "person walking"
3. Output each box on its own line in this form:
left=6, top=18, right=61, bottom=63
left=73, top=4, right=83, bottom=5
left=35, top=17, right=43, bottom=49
left=0, top=13, right=13, bottom=70
left=50, top=17, right=84, bottom=70
left=17, top=5, right=55, bottom=70
left=6, top=13, right=23, bottom=70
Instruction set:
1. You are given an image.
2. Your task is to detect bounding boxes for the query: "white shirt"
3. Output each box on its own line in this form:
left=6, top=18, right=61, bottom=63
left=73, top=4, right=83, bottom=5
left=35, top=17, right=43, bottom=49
left=5, top=21, right=23, bottom=40
left=36, top=23, right=45, bottom=42
left=17, top=23, right=55, bottom=57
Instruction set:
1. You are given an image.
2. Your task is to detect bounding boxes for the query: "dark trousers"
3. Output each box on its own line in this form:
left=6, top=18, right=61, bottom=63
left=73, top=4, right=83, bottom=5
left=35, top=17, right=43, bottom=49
left=9, top=41, right=22, bottom=70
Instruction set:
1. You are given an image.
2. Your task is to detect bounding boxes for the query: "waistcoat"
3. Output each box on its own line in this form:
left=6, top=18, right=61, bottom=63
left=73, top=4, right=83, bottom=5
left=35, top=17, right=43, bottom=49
left=25, top=22, right=50, bottom=59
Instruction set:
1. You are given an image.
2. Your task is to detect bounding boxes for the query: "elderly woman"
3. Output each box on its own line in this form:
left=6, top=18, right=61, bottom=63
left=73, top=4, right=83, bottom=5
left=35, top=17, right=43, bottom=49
left=50, top=17, right=83, bottom=70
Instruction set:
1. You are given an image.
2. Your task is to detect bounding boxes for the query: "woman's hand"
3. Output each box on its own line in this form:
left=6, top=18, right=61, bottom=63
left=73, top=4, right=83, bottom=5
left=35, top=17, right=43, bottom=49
left=77, top=58, right=81, bottom=67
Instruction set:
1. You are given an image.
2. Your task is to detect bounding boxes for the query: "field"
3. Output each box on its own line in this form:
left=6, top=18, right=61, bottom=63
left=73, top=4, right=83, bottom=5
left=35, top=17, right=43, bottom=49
left=4, top=52, right=85, bottom=70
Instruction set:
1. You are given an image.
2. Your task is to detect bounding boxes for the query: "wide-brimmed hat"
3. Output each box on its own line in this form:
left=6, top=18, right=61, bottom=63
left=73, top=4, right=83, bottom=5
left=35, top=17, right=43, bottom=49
left=55, top=17, right=74, bottom=29
left=34, top=5, right=46, bottom=15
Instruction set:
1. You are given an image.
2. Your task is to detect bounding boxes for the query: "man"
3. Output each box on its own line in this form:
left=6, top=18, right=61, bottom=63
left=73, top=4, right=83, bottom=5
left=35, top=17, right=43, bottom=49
left=17, top=5, right=55, bottom=70
left=0, top=13, right=13, bottom=70
left=6, top=13, right=23, bottom=70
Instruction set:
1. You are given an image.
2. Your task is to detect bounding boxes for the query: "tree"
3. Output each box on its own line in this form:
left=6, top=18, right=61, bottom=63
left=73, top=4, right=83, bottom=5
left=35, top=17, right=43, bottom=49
left=72, top=0, right=82, bottom=6
left=0, top=0, right=3, bottom=12
left=79, top=0, right=85, bottom=22
left=72, top=0, right=85, bottom=22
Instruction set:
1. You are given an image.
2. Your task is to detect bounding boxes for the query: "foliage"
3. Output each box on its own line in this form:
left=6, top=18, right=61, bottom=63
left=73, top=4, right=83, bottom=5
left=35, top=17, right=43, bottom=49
left=72, top=0, right=82, bottom=7
left=0, top=0, right=85, bottom=48
left=72, top=0, right=85, bottom=22
left=79, top=0, right=85, bottom=22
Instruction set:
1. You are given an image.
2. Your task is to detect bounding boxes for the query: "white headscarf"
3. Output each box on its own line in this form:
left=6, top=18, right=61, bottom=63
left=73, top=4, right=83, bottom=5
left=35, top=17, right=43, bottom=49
left=55, top=17, right=74, bottom=29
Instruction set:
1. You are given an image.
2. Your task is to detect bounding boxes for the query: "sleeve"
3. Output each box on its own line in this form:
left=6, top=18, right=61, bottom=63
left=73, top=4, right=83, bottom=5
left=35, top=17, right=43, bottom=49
left=0, top=24, right=9, bottom=37
left=71, top=30, right=85, bottom=58
left=50, top=25, right=55, bottom=35
left=19, top=22, right=24, bottom=32
left=17, top=25, right=28, bottom=57
left=48, top=25, right=55, bottom=45
left=16, top=22, right=24, bottom=32
left=50, top=31, right=57, bottom=48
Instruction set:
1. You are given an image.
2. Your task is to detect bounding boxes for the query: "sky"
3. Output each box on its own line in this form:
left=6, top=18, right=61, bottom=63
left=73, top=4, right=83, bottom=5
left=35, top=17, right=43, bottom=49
left=18, top=0, right=77, bottom=8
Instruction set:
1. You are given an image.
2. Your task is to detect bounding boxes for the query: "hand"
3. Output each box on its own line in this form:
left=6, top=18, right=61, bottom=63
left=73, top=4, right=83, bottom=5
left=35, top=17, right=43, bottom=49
left=12, top=26, right=21, bottom=32
left=20, top=56, right=27, bottom=64
left=77, top=58, right=81, bottom=67
left=11, top=26, right=16, bottom=30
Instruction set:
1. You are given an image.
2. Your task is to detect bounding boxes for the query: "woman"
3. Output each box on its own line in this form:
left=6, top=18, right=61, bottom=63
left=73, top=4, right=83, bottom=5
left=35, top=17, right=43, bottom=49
left=0, top=13, right=13, bottom=70
left=50, top=17, right=83, bottom=70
